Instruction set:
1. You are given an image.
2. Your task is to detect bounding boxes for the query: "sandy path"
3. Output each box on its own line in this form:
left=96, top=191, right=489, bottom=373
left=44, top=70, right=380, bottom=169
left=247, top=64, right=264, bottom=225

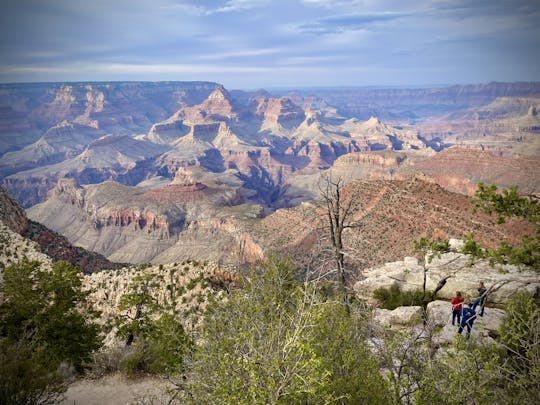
left=59, top=373, right=174, bottom=405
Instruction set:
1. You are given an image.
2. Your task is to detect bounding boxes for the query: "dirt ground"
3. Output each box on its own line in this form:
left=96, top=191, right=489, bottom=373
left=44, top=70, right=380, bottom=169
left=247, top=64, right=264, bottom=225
left=59, top=373, right=174, bottom=405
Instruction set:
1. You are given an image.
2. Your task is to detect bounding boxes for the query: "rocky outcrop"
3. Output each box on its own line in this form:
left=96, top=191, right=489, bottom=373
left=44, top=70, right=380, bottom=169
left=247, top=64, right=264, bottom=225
left=354, top=247, right=540, bottom=306
left=148, top=120, right=190, bottom=144
left=426, top=300, right=506, bottom=343
left=372, top=306, right=424, bottom=330
left=251, top=96, right=306, bottom=131
left=333, top=150, right=407, bottom=168
left=0, top=186, right=122, bottom=273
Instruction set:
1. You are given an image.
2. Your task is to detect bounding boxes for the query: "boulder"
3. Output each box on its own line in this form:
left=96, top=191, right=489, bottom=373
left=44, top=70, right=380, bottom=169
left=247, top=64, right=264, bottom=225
left=354, top=250, right=540, bottom=307
left=373, top=306, right=423, bottom=330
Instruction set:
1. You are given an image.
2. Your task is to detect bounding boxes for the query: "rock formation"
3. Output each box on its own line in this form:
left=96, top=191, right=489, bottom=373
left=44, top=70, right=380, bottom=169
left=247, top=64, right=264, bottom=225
left=354, top=247, right=540, bottom=306
left=1, top=81, right=539, bottom=271
left=0, top=186, right=122, bottom=272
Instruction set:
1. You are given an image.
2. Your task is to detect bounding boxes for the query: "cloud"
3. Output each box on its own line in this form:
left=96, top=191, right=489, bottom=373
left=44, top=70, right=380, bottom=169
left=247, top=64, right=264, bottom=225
left=162, top=0, right=270, bottom=15
left=213, top=0, right=270, bottom=13
left=301, top=0, right=363, bottom=8
left=0, top=0, right=538, bottom=87
left=296, top=12, right=408, bottom=35
left=195, top=47, right=283, bottom=61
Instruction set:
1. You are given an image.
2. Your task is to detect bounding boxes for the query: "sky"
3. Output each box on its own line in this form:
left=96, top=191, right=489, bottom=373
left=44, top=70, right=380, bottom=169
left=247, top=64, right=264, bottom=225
left=1, top=0, right=539, bottom=89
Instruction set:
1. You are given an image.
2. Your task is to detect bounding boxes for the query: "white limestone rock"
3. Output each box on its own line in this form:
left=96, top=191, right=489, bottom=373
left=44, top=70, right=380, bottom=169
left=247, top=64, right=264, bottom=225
left=373, top=306, right=423, bottom=330
left=355, top=248, right=539, bottom=306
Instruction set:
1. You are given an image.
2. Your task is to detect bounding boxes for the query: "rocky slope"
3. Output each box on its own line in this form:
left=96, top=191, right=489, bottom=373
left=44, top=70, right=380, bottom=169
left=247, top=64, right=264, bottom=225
left=355, top=240, right=540, bottom=306
left=27, top=178, right=261, bottom=264
left=253, top=177, right=534, bottom=277
left=1, top=186, right=122, bottom=273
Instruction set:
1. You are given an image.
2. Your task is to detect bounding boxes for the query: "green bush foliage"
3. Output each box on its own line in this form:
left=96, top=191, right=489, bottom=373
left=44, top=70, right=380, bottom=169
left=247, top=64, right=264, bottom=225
left=470, top=183, right=539, bottom=271
left=498, top=291, right=540, bottom=402
left=185, top=257, right=389, bottom=404
left=115, top=274, right=193, bottom=377
left=0, top=260, right=102, bottom=404
left=373, top=282, right=430, bottom=310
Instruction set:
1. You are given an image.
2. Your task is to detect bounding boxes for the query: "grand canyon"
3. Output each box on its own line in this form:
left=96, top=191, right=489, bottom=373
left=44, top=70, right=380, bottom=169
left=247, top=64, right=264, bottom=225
left=1, top=81, right=539, bottom=270
left=1, top=80, right=539, bottom=404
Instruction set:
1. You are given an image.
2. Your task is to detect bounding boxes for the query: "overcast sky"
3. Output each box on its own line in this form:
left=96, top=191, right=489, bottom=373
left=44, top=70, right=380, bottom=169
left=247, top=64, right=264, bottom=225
left=1, top=0, right=539, bottom=89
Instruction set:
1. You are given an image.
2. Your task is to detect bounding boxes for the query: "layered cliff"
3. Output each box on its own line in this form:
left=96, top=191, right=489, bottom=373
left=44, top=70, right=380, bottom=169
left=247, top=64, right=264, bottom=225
left=27, top=178, right=263, bottom=264
left=283, top=82, right=540, bottom=120
left=0, top=186, right=122, bottom=272
left=407, top=147, right=540, bottom=195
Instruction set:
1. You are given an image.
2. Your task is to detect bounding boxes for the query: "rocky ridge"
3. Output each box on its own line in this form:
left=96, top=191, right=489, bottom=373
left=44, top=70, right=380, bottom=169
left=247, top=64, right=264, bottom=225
left=254, top=177, right=534, bottom=274
left=0, top=186, right=122, bottom=273
left=2, top=82, right=434, bottom=210
left=27, top=178, right=262, bottom=264
left=354, top=240, right=540, bottom=306
left=406, top=147, right=540, bottom=195
left=360, top=240, right=540, bottom=346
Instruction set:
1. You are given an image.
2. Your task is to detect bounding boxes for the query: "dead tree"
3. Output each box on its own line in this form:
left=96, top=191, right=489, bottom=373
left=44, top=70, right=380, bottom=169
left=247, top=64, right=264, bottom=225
left=318, top=174, right=362, bottom=295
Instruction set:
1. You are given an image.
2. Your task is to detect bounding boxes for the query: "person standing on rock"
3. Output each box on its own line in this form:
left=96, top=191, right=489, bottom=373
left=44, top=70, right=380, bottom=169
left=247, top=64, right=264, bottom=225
left=451, top=291, right=464, bottom=326
left=458, top=302, right=476, bottom=339
left=472, top=281, right=487, bottom=317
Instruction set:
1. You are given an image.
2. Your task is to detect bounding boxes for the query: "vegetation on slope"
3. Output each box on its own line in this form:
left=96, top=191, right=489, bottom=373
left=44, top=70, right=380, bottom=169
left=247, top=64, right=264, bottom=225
left=0, top=260, right=101, bottom=404
left=0, top=182, right=538, bottom=404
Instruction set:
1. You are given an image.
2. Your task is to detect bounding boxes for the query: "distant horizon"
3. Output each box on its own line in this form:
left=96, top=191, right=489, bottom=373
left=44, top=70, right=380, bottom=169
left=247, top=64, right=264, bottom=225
left=2, top=1, right=539, bottom=88
left=1, top=79, right=539, bottom=93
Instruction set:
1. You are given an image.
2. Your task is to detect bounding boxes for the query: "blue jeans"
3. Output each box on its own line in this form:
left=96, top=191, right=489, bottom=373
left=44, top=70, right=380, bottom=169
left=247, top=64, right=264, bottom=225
left=472, top=299, right=485, bottom=316
left=452, top=309, right=461, bottom=326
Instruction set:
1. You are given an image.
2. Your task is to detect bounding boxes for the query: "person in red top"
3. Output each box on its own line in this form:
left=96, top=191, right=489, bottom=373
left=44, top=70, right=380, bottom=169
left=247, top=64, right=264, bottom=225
left=451, top=291, right=464, bottom=326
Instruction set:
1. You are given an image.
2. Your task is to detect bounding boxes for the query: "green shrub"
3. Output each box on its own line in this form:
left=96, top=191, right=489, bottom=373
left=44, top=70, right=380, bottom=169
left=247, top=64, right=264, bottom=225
left=373, top=282, right=430, bottom=309
left=119, top=345, right=147, bottom=378
left=0, top=260, right=101, bottom=403
left=186, top=257, right=389, bottom=404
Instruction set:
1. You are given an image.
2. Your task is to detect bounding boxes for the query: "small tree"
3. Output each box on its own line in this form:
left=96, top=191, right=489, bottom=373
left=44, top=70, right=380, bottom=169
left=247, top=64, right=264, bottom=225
left=412, top=237, right=450, bottom=304
left=469, top=183, right=539, bottom=270
left=0, top=260, right=102, bottom=404
left=115, top=273, right=192, bottom=377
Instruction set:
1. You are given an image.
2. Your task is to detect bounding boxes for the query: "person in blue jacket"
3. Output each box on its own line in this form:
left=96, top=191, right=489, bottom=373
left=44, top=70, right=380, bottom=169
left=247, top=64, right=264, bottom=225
left=458, top=302, right=476, bottom=339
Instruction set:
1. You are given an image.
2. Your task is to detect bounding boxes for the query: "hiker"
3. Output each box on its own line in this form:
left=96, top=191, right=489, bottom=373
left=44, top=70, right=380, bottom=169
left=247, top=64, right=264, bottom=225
left=472, top=281, right=487, bottom=317
left=451, top=291, right=464, bottom=326
left=458, top=302, right=476, bottom=339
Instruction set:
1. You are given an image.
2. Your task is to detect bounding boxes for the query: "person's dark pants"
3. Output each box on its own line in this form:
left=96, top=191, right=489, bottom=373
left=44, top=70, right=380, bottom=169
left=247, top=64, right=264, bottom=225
left=472, top=299, right=485, bottom=316
left=458, top=321, right=474, bottom=338
left=452, top=309, right=461, bottom=326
